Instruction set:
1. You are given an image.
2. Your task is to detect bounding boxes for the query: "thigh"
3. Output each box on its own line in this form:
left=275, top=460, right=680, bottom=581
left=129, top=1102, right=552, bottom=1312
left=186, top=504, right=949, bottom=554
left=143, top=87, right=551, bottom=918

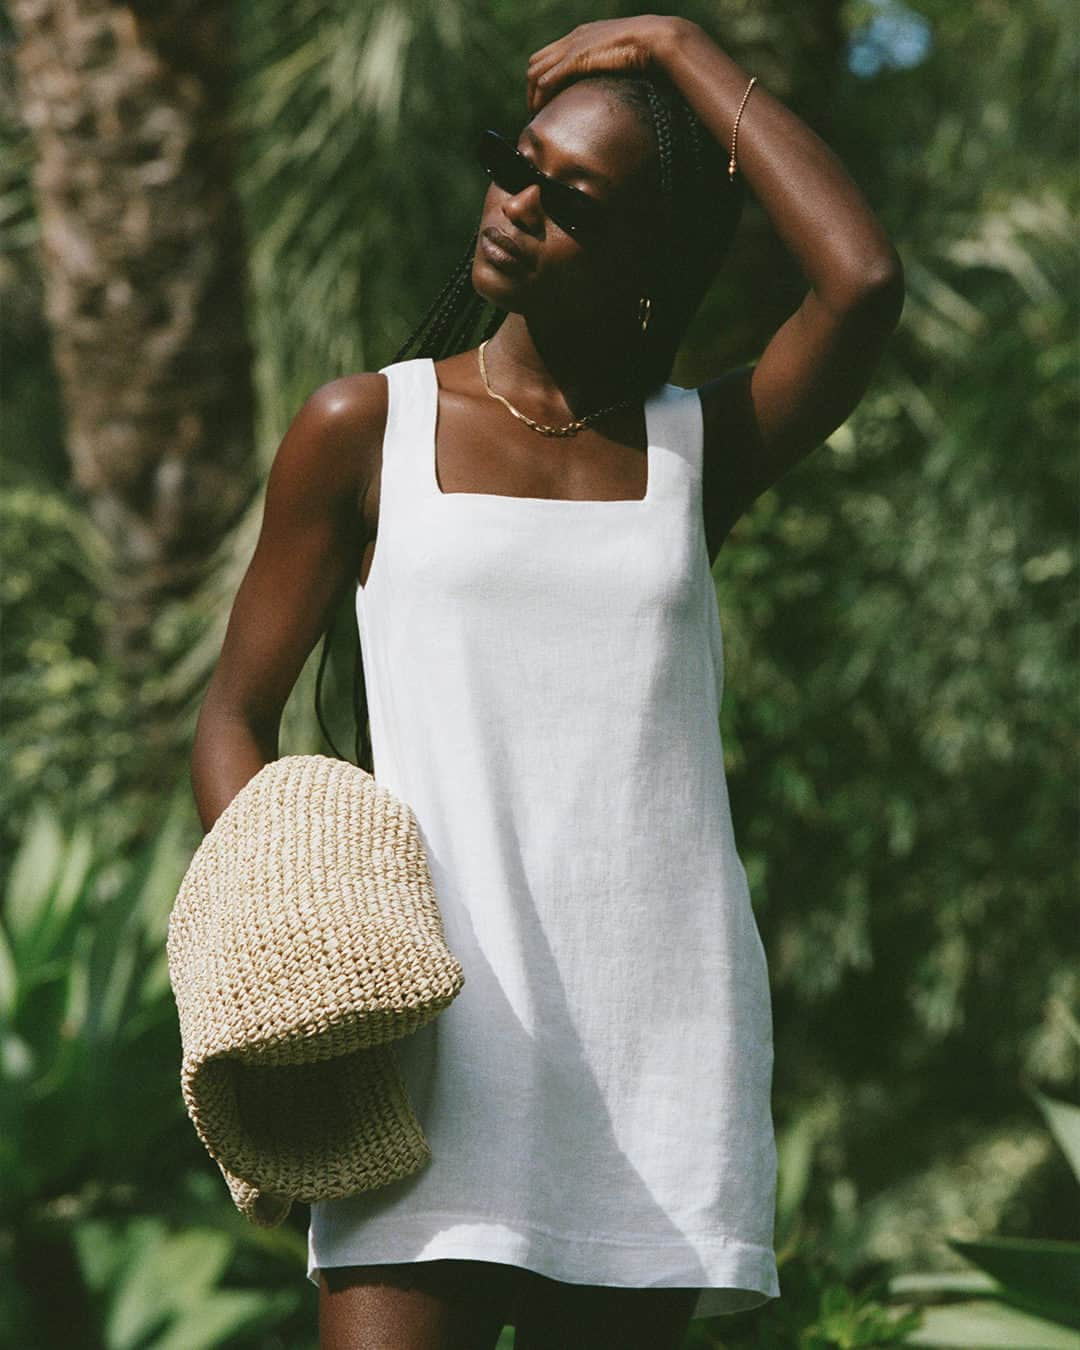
left=512, top=1271, right=700, bottom=1350
left=318, top=1258, right=516, bottom=1350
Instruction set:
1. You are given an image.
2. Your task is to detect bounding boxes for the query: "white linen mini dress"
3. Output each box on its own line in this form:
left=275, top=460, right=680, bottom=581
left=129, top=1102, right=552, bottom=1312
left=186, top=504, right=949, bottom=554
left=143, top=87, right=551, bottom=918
left=306, top=355, right=781, bottom=1320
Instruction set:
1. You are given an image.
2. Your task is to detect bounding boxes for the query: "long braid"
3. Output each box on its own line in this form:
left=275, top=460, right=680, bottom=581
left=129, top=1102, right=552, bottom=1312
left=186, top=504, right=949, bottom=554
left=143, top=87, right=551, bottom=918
left=318, top=70, right=745, bottom=770
left=396, top=235, right=481, bottom=361
left=685, top=108, right=705, bottom=188
left=638, top=81, right=678, bottom=389
left=643, top=82, right=674, bottom=213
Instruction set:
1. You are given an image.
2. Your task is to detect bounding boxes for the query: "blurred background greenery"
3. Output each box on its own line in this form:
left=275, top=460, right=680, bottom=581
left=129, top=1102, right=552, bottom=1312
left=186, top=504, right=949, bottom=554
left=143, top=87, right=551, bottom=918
left=1, top=0, right=1077, bottom=1346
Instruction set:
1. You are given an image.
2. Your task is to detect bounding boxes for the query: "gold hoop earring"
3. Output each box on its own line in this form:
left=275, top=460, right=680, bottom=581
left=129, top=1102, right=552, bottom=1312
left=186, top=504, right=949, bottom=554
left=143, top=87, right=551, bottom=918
left=638, top=295, right=652, bottom=335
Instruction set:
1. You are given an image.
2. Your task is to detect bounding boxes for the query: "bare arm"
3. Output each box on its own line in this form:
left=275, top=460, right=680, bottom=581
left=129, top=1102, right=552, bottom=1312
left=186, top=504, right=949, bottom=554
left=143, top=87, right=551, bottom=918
left=654, top=19, right=905, bottom=546
left=191, top=372, right=387, bottom=831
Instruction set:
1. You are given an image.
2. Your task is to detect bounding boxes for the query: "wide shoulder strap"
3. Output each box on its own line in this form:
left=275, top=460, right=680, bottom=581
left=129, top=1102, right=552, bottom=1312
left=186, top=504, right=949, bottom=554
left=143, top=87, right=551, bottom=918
left=373, top=357, right=436, bottom=503
left=662, top=382, right=705, bottom=479
left=645, top=381, right=705, bottom=507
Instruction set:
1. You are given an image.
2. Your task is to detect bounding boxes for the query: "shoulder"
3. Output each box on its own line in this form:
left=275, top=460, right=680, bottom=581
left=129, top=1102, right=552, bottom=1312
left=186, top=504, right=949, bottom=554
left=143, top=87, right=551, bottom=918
left=269, top=372, right=390, bottom=509
left=305, top=370, right=389, bottom=426
left=300, top=371, right=389, bottom=482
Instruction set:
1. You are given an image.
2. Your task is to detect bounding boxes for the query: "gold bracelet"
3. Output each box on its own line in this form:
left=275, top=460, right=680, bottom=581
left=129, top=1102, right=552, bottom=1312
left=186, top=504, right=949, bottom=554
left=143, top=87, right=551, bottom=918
left=728, top=75, right=757, bottom=181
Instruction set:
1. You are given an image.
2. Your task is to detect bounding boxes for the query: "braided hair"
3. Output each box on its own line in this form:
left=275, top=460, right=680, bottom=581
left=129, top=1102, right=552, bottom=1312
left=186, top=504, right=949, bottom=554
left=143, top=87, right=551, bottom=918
left=315, top=69, right=746, bottom=769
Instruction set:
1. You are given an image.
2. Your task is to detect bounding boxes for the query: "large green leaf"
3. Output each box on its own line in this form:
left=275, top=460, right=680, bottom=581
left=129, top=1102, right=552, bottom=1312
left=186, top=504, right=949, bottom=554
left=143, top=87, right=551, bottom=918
left=898, top=1299, right=1080, bottom=1348
left=3, top=801, right=65, bottom=955
left=1032, top=1088, right=1080, bottom=1185
left=73, top=1216, right=297, bottom=1350
left=104, top=1224, right=234, bottom=1346
left=946, top=1236, right=1080, bottom=1319
left=151, top=1290, right=292, bottom=1350
left=0, top=921, right=16, bottom=1020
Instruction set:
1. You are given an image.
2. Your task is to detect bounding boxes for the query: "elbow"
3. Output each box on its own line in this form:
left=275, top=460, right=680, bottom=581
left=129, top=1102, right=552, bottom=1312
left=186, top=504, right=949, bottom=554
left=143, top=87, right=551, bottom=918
left=855, top=251, right=906, bottom=327
left=820, top=250, right=906, bottom=327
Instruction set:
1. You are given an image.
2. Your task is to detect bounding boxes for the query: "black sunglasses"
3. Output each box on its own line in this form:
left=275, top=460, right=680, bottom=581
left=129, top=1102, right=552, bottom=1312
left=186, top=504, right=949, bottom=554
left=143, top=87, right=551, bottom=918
left=474, top=128, right=611, bottom=240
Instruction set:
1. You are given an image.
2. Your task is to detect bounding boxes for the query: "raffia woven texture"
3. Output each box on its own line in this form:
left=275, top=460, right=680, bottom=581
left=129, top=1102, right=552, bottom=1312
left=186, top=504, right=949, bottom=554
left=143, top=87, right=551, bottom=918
left=166, top=754, right=465, bottom=1227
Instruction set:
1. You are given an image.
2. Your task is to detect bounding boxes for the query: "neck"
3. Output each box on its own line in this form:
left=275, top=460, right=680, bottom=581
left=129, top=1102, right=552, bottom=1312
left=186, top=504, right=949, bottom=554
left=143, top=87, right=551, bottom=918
left=480, top=311, right=642, bottom=420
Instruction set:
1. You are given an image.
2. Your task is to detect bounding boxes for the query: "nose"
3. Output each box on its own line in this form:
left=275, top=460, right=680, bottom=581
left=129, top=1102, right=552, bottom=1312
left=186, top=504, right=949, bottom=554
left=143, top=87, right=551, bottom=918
left=501, top=181, right=544, bottom=234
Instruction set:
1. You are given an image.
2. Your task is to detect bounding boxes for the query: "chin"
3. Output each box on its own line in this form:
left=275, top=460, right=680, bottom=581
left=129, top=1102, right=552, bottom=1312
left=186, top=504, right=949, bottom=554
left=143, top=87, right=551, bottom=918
left=471, top=257, right=528, bottom=312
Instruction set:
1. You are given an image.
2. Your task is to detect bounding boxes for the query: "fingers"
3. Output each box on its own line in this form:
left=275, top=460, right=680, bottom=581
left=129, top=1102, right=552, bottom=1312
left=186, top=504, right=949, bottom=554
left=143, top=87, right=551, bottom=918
left=526, top=62, right=569, bottom=114
left=527, top=49, right=566, bottom=113
left=528, top=38, right=564, bottom=64
left=527, top=43, right=566, bottom=83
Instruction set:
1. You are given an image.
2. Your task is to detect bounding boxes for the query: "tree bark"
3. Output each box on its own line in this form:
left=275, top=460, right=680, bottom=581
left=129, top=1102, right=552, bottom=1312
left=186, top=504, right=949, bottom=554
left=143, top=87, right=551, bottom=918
left=8, top=0, right=258, bottom=671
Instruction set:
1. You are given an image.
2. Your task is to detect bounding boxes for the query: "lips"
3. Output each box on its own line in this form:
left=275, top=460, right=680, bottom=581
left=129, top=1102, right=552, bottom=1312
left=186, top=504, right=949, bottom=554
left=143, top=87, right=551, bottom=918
left=480, top=225, right=531, bottom=270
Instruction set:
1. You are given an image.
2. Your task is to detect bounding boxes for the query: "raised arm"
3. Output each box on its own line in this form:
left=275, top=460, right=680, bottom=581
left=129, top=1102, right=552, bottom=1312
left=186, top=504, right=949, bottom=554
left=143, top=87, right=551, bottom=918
left=190, top=373, right=387, bottom=832
left=655, top=18, right=905, bottom=549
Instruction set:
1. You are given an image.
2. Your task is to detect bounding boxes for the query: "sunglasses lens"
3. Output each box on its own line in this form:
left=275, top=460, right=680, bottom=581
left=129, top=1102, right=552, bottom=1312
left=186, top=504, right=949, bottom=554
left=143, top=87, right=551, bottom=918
left=476, top=131, right=527, bottom=195
left=546, top=183, right=600, bottom=237
left=475, top=130, right=606, bottom=240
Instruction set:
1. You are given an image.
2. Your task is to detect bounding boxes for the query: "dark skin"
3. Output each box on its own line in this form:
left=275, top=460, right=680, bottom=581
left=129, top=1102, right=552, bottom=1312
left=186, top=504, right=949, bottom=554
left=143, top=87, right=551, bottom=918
left=192, top=18, right=902, bottom=1341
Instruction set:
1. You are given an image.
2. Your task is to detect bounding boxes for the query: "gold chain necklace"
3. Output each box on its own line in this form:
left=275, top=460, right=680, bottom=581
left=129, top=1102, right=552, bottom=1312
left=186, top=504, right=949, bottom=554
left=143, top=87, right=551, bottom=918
left=477, top=340, right=634, bottom=438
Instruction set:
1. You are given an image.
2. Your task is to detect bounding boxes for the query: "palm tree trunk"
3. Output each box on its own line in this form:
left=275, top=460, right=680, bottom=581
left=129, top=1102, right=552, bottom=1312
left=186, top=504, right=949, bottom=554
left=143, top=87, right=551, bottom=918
left=8, top=0, right=258, bottom=671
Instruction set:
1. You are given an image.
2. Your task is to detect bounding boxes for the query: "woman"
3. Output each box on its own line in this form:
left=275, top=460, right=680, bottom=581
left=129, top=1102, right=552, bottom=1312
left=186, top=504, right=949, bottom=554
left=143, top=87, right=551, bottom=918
left=191, top=15, right=903, bottom=1350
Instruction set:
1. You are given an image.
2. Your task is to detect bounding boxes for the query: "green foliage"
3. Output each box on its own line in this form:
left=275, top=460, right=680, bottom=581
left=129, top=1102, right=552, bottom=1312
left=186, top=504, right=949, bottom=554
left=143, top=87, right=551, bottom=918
left=73, top=1215, right=299, bottom=1350
left=0, top=487, right=127, bottom=846
left=0, top=789, right=187, bottom=1208
left=885, top=1041, right=1080, bottom=1347
left=0, top=794, right=318, bottom=1347
left=0, top=484, right=212, bottom=873
left=685, top=1257, right=923, bottom=1348
left=695, top=0, right=1080, bottom=1266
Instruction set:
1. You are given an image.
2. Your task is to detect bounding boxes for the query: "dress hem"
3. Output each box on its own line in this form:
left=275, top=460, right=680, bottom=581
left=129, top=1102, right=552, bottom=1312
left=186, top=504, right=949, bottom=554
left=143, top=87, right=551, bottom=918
left=306, top=1212, right=780, bottom=1321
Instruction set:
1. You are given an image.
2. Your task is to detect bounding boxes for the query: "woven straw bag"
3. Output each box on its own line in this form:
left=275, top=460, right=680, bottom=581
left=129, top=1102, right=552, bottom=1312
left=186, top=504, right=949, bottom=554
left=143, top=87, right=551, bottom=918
left=166, top=753, right=465, bottom=1228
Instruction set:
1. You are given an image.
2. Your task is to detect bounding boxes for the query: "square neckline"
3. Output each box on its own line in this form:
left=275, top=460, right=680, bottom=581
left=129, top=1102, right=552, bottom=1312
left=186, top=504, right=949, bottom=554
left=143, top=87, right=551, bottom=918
left=428, top=356, right=658, bottom=507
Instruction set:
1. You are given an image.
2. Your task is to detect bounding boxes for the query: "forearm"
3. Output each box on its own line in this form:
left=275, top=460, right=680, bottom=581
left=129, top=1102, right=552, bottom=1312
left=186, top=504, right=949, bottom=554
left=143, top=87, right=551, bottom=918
left=657, top=19, right=902, bottom=307
left=190, top=694, right=278, bottom=833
